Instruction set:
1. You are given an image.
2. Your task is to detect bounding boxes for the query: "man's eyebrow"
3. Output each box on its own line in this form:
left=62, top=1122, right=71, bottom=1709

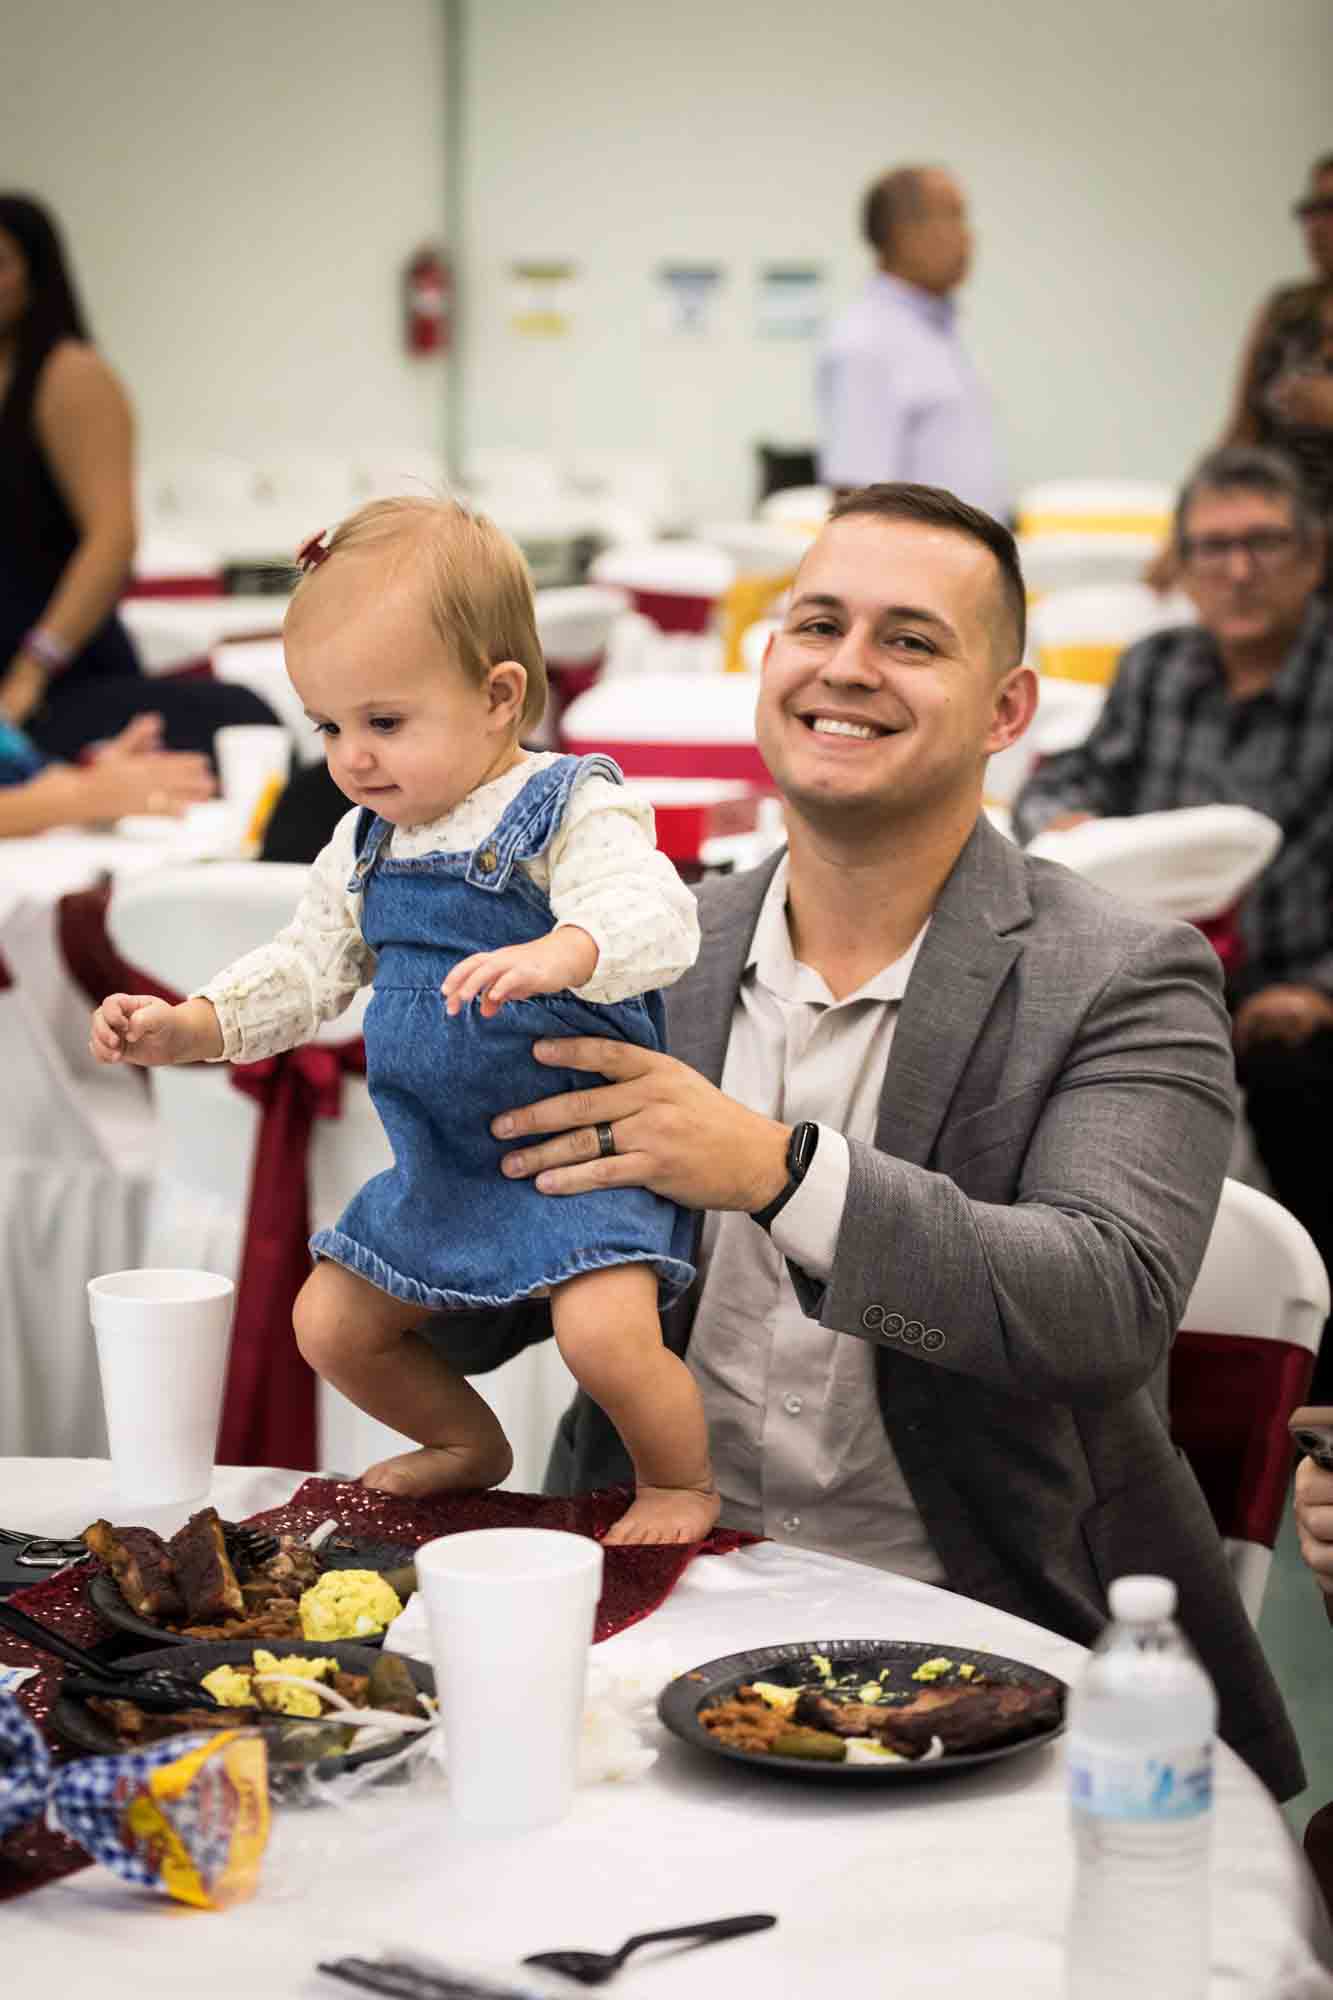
left=788, top=591, right=958, bottom=641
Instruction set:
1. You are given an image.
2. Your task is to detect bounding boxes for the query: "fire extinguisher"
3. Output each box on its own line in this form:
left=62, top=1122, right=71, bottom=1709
left=405, top=246, right=451, bottom=356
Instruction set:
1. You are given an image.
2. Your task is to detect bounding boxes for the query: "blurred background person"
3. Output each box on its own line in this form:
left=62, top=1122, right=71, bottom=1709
left=1222, top=153, right=1333, bottom=523
left=0, top=193, right=277, bottom=761
left=815, top=165, right=1010, bottom=519
left=1012, top=445, right=1333, bottom=1389
left=1147, top=153, right=1333, bottom=588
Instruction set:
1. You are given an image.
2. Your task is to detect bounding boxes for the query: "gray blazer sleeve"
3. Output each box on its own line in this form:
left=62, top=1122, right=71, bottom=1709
left=798, top=923, right=1236, bottom=1407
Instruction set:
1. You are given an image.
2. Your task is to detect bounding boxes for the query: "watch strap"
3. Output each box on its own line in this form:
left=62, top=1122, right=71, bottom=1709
left=751, top=1121, right=820, bottom=1233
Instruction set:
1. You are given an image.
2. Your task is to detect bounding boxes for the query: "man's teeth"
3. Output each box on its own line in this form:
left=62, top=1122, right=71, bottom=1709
left=810, top=717, right=878, bottom=739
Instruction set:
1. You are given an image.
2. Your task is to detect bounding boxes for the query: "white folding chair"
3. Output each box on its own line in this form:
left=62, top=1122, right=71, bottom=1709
left=1028, top=583, right=1195, bottom=686
left=757, top=485, right=834, bottom=534
left=560, top=668, right=768, bottom=788
left=107, top=866, right=571, bottom=1487
left=589, top=541, right=735, bottom=634
left=1025, top=804, right=1283, bottom=923
left=1017, top=479, right=1174, bottom=541
left=1172, top=1179, right=1330, bottom=1622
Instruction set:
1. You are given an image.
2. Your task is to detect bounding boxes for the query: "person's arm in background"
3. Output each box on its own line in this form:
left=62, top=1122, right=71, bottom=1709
left=1009, top=644, right=1153, bottom=844
left=0, top=343, right=137, bottom=725
left=817, top=341, right=910, bottom=488
left=0, top=714, right=212, bottom=835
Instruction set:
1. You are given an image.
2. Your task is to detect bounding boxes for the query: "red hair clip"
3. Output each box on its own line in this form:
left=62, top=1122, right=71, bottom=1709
left=296, top=530, right=331, bottom=573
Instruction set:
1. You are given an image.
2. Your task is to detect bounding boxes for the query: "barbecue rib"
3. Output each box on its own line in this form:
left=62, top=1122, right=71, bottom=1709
left=82, top=1520, right=184, bottom=1620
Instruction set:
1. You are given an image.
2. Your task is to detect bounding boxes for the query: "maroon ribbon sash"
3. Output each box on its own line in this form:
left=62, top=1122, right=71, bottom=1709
left=219, top=1041, right=367, bottom=1470
left=1169, top=1328, right=1314, bottom=1547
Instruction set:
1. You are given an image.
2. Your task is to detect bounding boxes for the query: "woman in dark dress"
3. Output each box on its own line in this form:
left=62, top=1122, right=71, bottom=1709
left=1223, top=153, right=1333, bottom=526
left=0, top=193, right=277, bottom=759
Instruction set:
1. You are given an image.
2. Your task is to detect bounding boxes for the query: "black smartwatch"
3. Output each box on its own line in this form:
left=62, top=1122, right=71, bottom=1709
left=750, top=1120, right=820, bottom=1233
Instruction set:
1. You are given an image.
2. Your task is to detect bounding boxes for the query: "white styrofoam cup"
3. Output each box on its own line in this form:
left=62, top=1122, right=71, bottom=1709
left=414, top=1527, right=604, bottom=1830
left=87, top=1268, right=235, bottom=1508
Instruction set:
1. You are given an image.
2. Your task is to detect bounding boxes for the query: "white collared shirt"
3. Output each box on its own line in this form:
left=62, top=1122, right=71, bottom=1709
left=687, top=859, right=946, bottom=1582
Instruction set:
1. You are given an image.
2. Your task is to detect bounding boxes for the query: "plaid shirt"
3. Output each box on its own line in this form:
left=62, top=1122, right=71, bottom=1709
left=1012, top=601, right=1333, bottom=999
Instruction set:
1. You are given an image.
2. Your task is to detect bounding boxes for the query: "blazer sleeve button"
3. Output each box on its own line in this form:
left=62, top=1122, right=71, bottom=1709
left=901, top=1319, right=925, bottom=1344
left=861, top=1304, right=887, bottom=1332
left=921, top=1328, right=946, bottom=1352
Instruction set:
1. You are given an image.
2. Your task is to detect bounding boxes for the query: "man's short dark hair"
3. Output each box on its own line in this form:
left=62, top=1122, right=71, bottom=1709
left=862, top=167, right=930, bottom=258
left=827, top=482, right=1027, bottom=666
left=1175, top=446, right=1322, bottom=547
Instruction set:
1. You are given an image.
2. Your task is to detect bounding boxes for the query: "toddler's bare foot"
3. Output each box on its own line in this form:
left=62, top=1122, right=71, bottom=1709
left=602, top=1483, right=720, bottom=1547
left=361, top=1438, right=512, bottom=1499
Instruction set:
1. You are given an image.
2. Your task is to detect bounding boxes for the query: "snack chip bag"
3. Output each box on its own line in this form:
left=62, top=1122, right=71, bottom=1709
left=0, top=1692, right=269, bottom=1909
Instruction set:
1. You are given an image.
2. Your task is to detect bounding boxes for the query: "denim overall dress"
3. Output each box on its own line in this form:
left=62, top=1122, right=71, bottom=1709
left=308, top=754, right=696, bottom=1315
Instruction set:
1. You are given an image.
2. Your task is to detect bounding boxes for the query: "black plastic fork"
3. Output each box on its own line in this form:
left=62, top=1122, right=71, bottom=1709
left=522, top=1914, right=778, bottom=1985
left=0, top=1597, right=225, bottom=1709
left=222, top=1522, right=280, bottom=1574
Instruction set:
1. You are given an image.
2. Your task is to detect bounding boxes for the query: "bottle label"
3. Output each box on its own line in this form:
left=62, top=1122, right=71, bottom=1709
left=1068, top=1741, right=1213, bottom=1821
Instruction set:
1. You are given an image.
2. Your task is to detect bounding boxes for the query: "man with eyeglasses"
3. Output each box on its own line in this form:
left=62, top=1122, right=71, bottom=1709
left=1014, top=446, right=1333, bottom=1386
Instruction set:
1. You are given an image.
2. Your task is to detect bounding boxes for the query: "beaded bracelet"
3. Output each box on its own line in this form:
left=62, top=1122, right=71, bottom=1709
left=21, top=626, right=74, bottom=674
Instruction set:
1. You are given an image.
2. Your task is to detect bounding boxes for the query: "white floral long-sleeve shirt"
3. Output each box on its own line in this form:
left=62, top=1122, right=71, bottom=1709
left=197, top=752, right=701, bottom=1063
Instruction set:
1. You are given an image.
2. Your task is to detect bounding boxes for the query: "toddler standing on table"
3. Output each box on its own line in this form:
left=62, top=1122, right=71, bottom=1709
left=89, top=498, right=717, bottom=1545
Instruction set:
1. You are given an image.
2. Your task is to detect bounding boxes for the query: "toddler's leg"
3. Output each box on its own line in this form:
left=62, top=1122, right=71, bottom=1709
left=551, top=1263, right=718, bottom=1546
left=294, top=1260, right=512, bottom=1498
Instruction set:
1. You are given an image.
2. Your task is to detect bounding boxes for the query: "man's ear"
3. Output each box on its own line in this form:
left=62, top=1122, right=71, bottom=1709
left=987, top=663, right=1039, bottom=755
left=487, top=661, right=528, bottom=722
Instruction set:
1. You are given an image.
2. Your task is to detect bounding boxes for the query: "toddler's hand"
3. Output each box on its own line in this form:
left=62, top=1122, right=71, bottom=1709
left=90, top=993, right=213, bottom=1066
left=442, top=927, right=599, bottom=1019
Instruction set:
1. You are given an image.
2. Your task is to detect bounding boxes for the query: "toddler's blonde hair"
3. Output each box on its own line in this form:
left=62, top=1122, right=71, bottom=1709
left=293, top=496, right=547, bottom=732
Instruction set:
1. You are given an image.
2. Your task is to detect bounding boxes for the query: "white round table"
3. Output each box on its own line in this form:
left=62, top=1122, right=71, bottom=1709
left=3, top=1461, right=1330, bottom=1997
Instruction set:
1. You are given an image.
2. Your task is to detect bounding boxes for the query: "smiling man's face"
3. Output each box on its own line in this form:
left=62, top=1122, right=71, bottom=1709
left=755, top=513, right=1030, bottom=834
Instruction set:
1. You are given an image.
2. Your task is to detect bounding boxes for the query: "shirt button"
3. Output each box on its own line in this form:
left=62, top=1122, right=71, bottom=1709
left=781, top=1513, right=802, bottom=1534
left=782, top=1394, right=803, bottom=1416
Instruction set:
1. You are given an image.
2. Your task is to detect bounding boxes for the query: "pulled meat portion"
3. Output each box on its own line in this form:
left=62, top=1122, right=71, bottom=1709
left=82, top=1521, right=183, bottom=1621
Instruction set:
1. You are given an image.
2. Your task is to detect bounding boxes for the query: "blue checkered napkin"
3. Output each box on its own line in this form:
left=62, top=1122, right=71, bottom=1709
left=0, top=1693, right=50, bottom=1835
left=0, top=1690, right=217, bottom=1891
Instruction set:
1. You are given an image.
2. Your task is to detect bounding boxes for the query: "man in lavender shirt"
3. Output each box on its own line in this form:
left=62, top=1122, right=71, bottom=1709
left=817, top=166, right=1010, bottom=519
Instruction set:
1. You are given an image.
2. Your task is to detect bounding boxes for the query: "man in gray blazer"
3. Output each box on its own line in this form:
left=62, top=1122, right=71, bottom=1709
left=476, top=483, right=1301, bottom=1800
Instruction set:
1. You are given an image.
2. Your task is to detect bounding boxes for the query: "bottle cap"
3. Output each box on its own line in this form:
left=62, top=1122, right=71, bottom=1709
left=1108, top=1574, right=1177, bottom=1622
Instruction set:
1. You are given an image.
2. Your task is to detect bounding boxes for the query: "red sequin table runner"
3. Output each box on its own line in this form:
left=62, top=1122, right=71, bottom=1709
left=0, top=1479, right=753, bottom=1904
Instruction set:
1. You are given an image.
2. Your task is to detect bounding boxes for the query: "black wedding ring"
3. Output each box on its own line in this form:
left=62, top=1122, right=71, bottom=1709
left=595, top=1122, right=617, bottom=1159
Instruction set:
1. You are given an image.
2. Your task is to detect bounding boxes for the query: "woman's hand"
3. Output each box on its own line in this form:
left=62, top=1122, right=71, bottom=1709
left=90, top=993, right=222, bottom=1066
left=0, top=650, right=49, bottom=725
left=492, top=1035, right=791, bottom=1213
left=1294, top=1454, right=1333, bottom=1595
left=71, top=744, right=214, bottom=823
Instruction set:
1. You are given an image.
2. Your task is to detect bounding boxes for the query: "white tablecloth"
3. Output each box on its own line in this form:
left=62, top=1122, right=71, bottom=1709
left=3, top=1461, right=1330, bottom=1998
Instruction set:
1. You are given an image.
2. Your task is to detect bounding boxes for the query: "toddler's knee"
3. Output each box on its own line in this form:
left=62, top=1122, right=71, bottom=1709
left=292, top=1280, right=349, bottom=1373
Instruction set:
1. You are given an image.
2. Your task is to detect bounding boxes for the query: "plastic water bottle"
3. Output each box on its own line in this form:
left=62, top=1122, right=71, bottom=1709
left=1065, top=1574, right=1217, bottom=1998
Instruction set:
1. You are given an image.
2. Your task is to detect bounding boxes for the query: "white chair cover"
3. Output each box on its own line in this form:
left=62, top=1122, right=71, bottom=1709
left=534, top=585, right=629, bottom=662
left=757, top=485, right=833, bottom=533
left=1026, top=804, right=1283, bottom=922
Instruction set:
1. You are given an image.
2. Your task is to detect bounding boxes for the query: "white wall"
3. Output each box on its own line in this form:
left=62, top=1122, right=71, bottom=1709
left=460, top=0, right=1333, bottom=517
left=4, top=0, right=448, bottom=463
